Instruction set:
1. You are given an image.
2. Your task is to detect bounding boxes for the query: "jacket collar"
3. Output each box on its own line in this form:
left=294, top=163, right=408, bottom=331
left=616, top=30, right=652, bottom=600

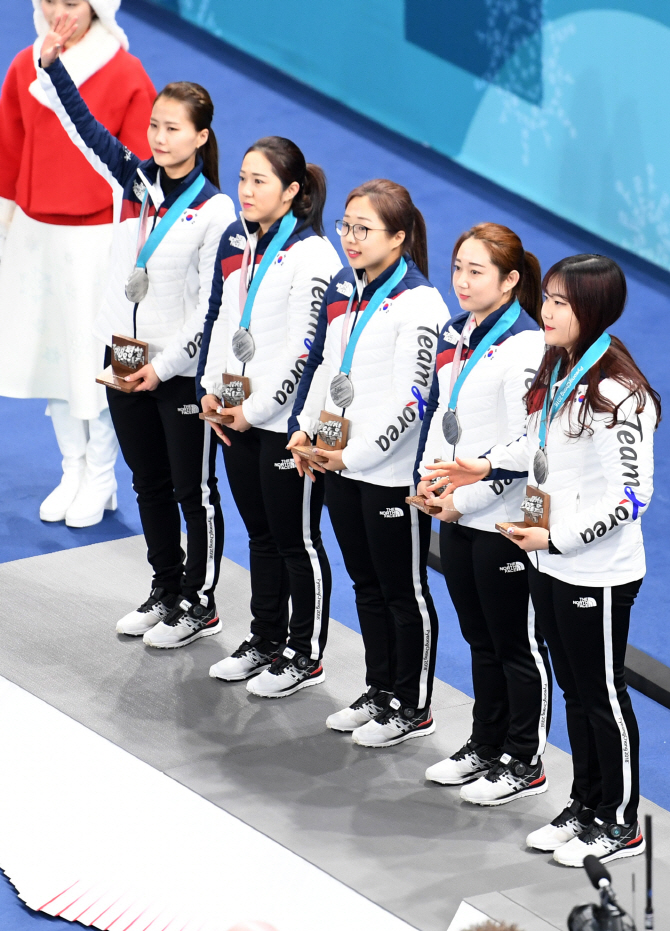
left=355, top=256, right=409, bottom=302
left=138, top=157, right=205, bottom=209
left=451, top=298, right=515, bottom=350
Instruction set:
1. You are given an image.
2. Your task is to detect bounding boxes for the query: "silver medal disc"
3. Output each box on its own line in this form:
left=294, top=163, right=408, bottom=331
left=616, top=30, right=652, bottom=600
left=330, top=373, right=354, bottom=408
left=125, top=267, right=149, bottom=303
left=232, top=328, right=255, bottom=364
left=442, top=409, right=461, bottom=445
left=533, top=448, right=549, bottom=485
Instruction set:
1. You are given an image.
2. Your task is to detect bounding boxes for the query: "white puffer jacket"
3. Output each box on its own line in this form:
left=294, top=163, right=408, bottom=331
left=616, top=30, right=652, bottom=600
left=487, top=377, right=655, bottom=586
left=289, top=259, right=450, bottom=487
left=38, top=60, right=236, bottom=382
left=197, top=216, right=342, bottom=433
left=416, top=306, right=545, bottom=530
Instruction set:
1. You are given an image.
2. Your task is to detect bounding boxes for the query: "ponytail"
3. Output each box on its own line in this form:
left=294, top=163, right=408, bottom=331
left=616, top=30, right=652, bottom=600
left=345, top=179, right=429, bottom=278
left=199, top=128, right=219, bottom=189
left=155, top=82, right=219, bottom=188
left=245, top=137, right=326, bottom=235
left=517, top=250, right=542, bottom=321
left=451, top=223, right=542, bottom=322
left=410, top=205, right=429, bottom=278
left=292, top=163, right=326, bottom=236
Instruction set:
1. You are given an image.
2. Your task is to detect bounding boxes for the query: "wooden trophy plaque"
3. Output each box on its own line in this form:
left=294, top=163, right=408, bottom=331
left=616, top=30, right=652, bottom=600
left=407, top=458, right=450, bottom=516
left=96, top=335, right=149, bottom=393
left=199, top=373, right=251, bottom=426
left=405, top=495, right=443, bottom=516
left=294, top=410, right=349, bottom=464
left=495, top=484, right=550, bottom=537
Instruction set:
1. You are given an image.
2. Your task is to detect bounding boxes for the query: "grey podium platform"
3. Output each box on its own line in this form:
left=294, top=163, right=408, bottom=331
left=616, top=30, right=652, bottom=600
left=0, top=535, right=668, bottom=931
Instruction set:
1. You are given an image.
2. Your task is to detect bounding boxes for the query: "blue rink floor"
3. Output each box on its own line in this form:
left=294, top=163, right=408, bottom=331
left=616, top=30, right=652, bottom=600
left=0, top=1, right=669, bottom=924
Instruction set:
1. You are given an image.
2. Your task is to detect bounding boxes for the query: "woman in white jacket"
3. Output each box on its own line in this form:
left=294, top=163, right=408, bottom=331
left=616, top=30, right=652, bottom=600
left=199, top=136, right=342, bottom=698
left=288, top=179, right=449, bottom=746
left=40, top=15, right=235, bottom=646
left=435, top=254, right=659, bottom=867
left=416, top=223, right=549, bottom=807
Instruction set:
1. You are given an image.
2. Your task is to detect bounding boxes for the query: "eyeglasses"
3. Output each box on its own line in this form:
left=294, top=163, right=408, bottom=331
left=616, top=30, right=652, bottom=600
left=335, top=219, right=390, bottom=241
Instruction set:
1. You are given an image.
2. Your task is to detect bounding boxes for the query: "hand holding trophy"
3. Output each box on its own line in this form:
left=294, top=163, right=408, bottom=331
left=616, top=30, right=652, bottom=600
left=40, top=13, right=79, bottom=68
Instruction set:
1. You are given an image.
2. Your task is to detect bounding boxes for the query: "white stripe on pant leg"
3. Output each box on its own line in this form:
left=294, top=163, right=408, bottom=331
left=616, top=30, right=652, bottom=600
left=603, top=586, right=632, bottom=824
left=409, top=491, right=432, bottom=710
left=526, top=594, right=549, bottom=764
left=196, top=424, right=217, bottom=607
left=302, top=476, right=324, bottom=661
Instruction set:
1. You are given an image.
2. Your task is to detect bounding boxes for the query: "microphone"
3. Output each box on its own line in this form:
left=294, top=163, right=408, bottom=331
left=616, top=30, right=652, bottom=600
left=584, top=855, right=612, bottom=890
left=568, top=855, right=635, bottom=930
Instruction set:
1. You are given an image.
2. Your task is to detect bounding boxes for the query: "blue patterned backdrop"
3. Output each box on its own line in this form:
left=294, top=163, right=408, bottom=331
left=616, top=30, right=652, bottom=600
left=143, top=0, right=670, bottom=272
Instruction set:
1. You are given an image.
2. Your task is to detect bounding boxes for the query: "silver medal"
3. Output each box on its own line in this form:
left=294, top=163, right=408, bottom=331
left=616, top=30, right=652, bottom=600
left=442, top=409, right=461, bottom=445
left=232, top=328, right=255, bottom=363
left=533, top=448, right=549, bottom=485
left=330, top=372, right=354, bottom=408
left=125, top=267, right=149, bottom=303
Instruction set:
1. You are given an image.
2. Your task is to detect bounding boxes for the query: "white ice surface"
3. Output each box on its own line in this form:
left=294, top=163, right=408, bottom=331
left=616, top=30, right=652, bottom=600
left=0, top=675, right=414, bottom=931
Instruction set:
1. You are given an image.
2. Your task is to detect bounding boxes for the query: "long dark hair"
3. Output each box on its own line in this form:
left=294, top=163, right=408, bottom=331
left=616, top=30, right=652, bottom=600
left=451, top=222, right=542, bottom=322
left=527, top=254, right=661, bottom=435
left=345, top=179, right=428, bottom=277
left=245, top=136, right=326, bottom=235
left=155, top=82, right=219, bottom=188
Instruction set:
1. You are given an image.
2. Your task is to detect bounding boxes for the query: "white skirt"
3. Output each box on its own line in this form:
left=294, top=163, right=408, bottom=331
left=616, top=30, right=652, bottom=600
left=0, top=207, right=113, bottom=420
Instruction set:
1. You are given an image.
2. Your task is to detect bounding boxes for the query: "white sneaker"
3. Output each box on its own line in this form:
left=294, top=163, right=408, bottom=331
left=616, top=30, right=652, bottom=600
left=143, top=600, right=221, bottom=649
left=210, top=634, right=281, bottom=681
left=460, top=754, right=547, bottom=806
left=526, top=800, right=595, bottom=851
left=553, top=819, right=645, bottom=867
left=65, top=475, right=117, bottom=528
left=246, top=647, right=324, bottom=698
left=39, top=468, right=84, bottom=522
left=425, top=739, right=501, bottom=785
left=351, top=698, right=435, bottom=748
left=116, top=588, right=178, bottom=636
left=326, top=686, right=393, bottom=732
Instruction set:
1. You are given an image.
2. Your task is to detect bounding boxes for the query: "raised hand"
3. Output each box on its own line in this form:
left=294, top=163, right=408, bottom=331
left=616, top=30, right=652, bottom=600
left=40, top=13, right=79, bottom=68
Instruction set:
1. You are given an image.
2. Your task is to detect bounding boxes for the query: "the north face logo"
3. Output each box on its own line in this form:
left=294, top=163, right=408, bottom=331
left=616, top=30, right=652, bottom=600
left=500, top=561, right=525, bottom=573
left=229, top=233, right=246, bottom=250
left=274, top=459, right=296, bottom=470
left=573, top=597, right=597, bottom=608
left=379, top=507, right=404, bottom=518
left=444, top=326, right=460, bottom=345
left=177, top=404, right=199, bottom=415
left=336, top=281, right=354, bottom=297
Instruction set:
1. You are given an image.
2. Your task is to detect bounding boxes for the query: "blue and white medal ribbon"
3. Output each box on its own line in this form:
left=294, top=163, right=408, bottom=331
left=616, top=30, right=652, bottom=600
left=533, top=331, right=611, bottom=484
left=441, top=300, right=522, bottom=445
left=125, top=173, right=206, bottom=304
left=330, top=257, right=407, bottom=409
left=232, top=210, right=298, bottom=363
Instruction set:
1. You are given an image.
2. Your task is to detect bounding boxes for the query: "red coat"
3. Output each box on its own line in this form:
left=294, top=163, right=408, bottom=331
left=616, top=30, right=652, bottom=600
left=0, top=45, right=155, bottom=225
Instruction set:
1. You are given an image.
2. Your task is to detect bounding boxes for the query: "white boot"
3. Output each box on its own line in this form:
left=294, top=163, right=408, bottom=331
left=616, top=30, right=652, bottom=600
left=65, top=408, right=119, bottom=528
left=40, top=400, right=87, bottom=522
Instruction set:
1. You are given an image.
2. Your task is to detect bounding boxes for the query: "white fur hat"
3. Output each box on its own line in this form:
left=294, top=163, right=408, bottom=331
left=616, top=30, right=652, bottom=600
left=33, top=0, right=129, bottom=51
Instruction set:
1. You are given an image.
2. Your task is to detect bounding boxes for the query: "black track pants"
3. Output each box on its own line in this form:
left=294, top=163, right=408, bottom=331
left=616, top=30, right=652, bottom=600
left=528, top=565, right=642, bottom=824
left=106, top=371, right=223, bottom=608
left=440, top=522, right=552, bottom=763
left=221, top=427, right=331, bottom=659
left=325, top=473, right=438, bottom=710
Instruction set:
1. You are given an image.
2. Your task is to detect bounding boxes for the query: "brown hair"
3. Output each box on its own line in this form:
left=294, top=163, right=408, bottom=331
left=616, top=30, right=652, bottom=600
left=155, top=83, right=219, bottom=188
left=245, top=136, right=326, bottom=236
left=451, top=222, right=542, bottom=321
left=527, top=254, right=661, bottom=435
left=345, top=178, right=429, bottom=277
